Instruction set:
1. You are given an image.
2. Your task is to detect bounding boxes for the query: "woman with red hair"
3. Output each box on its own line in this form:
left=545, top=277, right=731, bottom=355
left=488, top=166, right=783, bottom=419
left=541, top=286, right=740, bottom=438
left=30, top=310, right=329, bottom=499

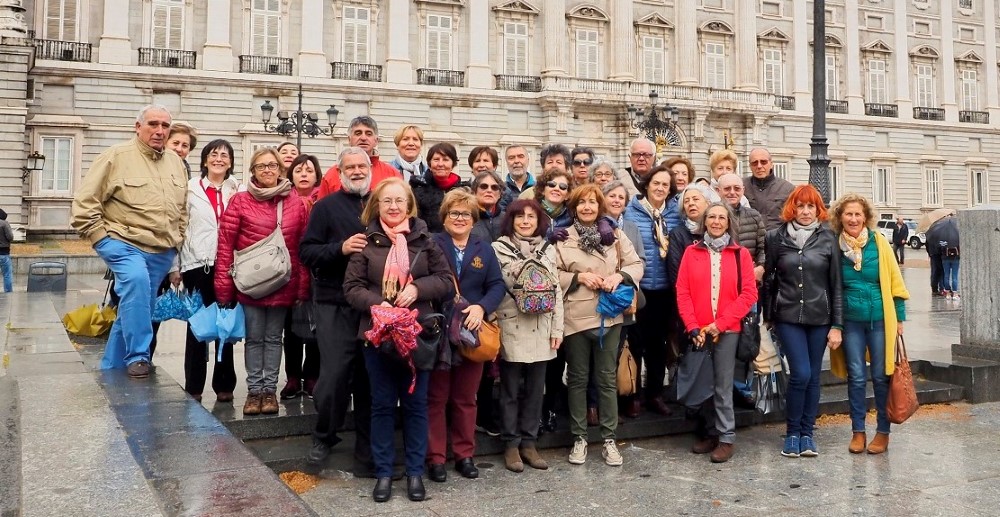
left=762, top=185, right=843, bottom=458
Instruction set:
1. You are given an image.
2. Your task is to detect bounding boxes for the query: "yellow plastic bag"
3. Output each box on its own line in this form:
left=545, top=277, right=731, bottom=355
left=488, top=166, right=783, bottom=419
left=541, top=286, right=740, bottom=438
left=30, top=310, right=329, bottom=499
left=62, top=303, right=117, bottom=337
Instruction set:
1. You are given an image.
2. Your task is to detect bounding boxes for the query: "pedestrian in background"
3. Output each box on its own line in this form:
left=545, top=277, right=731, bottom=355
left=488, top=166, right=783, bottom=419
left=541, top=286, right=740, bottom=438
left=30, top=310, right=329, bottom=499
left=891, top=217, right=909, bottom=265
left=0, top=209, right=12, bottom=293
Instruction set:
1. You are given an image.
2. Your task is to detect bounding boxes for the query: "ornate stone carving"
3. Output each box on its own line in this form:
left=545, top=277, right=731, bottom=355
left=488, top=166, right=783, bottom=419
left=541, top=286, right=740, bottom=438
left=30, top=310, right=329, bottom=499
left=699, top=20, right=735, bottom=35
left=492, top=0, right=539, bottom=15
left=634, top=13, right=673, bottom=30
left=567, top=4, right=610, bottom=22
left=758, top=27, right=790, bottom=42
left=909, top=45, right=939, bottom=59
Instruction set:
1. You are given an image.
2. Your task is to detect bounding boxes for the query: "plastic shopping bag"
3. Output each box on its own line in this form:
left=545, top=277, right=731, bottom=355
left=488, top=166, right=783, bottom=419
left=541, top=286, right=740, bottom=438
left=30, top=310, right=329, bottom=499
left=188, top=303, right=220, bottom=343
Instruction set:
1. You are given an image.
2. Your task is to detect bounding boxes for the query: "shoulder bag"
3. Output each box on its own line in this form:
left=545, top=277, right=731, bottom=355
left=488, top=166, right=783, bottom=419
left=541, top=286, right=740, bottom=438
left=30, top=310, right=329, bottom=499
left=734, top=248, right=761, bottom=363
left=887, top=335, right=920, bottom=424
left=448, top=274, right=500, bottom=363
left=230, top=199, right=292, bottom=299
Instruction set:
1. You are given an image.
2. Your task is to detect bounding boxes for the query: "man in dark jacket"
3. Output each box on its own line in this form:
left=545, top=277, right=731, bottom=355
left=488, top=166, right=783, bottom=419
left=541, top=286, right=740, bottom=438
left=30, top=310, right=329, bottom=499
left=299, top=147, right=375, bottom=475
left=499, top=145, right=535, bottom=211
left=0, top=208, right=12, bottom=292
left=743, top=148, right=794, bottom=231
left=891, top=217, right=909, bottom=264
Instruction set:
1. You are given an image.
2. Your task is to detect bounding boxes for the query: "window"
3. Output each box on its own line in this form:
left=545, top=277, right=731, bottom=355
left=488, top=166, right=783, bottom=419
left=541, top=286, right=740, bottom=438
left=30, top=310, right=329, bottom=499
left=705, top=42, right=726, bottom=88
left=866, top=16, right=884, bottom=30
left=250, top=0, right=280, bottom=56
left=44, top=0, right=78, bottom=40
left=961, top=69, right=979, bottom=111
left=343, top=6, right=370, bottom=63
left=575, top=29, right=599, bottom=79
left=829, top=163, right=842, bottom=200
left=151, top=0, right=184, bottom=49
left=868, top=59, right=887, bottom=103
left=971, top=168, right=988, bottom=205
left=773, top=161, right=788, bottom=180
left=915, top=63, right=934, bottom=107
left=825, top=7, right=836, bottom=24
left=762, top=48, right=783, bottom=95
left=503, top=22, right=528, bottom=75
left=923, top=166, right=941, bottom=206
left=825, top=54, right=839, bottom=99
left=703, top=0, right=723, bottom=8
left=959, top=0, right=973, bottom=9
left=873, top=165, right=892, bottom=205
left=914, top=21, right=931, bottom=35
left=40, top=136, right=73, bottom=193
left=642, top=36, right=665, bottom=83
left=427, top=14, right=453, bottom=70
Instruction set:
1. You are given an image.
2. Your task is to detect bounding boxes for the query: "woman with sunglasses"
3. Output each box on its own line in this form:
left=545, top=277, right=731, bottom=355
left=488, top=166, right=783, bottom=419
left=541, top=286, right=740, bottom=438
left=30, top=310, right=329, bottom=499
left=411, top=143, right=469, bottom=234
left=532, top=167, right=574, bottom=241
left=471, top=169, right=505, bottom=242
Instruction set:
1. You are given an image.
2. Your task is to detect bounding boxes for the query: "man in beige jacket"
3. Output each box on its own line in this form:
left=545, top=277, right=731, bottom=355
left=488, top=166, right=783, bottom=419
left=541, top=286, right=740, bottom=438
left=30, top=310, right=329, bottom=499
left=71, top=105, right=188, bottom=378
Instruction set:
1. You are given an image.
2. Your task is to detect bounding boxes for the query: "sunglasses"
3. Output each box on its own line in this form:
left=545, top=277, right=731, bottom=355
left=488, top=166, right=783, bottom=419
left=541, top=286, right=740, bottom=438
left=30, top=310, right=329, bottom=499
left=751, top=160, right=770, bottom=166
left=545, top=181, right=570, bottom=191
left=477, top=183, right=501, bottom=192
left=572, top=159, right=593, bottom=167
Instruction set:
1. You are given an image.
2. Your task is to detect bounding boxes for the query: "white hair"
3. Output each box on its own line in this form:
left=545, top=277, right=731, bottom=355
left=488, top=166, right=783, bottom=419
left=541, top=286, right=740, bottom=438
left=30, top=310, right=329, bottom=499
left=136, top=104, right=172, bottom=123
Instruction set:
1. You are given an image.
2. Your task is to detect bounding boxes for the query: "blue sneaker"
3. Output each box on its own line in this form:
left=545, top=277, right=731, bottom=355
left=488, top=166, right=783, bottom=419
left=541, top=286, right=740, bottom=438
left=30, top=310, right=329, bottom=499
left=799, top=436, right=819, bottom=457
left=781, top=435, right=800, bottom=457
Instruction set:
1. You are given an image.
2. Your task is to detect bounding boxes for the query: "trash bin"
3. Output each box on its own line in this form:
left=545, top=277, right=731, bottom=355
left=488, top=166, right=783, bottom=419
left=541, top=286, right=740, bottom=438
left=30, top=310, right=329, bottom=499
left=27, top=262, right=68, bottom=292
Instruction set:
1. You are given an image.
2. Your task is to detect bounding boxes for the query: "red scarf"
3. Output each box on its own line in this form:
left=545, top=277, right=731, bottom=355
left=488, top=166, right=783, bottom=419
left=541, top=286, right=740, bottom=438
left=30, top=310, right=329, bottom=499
left=432, top=172, right=460, bottom=190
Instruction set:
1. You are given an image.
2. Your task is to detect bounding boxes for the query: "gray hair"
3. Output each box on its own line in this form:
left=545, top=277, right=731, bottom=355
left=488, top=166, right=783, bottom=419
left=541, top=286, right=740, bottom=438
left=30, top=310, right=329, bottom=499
left=339, top=146, right=373, bottom=195
left=700, top=201, right=740, bottom=242
left=338, top=146, right=372, bottom=169
left=630, top=137, right=655, bottom=154
left=349, top=115, right=378, bottom=134
left=601, top=180, right=631, bottom=205
left=136, top=104, right=171, bottom=123
left=589, top=158, right=617, bottom=179
left=679, top=183, right=722, bottom=219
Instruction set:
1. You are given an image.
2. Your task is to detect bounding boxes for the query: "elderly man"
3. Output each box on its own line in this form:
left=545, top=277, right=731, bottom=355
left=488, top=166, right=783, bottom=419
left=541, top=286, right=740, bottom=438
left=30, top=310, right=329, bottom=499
left=743, top=148, right=794, bottom=231
left=71, top=105, right=188, bottom=377
left=892, top=217, right=909, bottom=265
left=318, top=116, right=401, bottom=196
left=299, top=147, right=375, bottom=475
left=498, top=145, right=534, bottom=211
left=570, top=146, right=596, bottom=186
left=624, top=138, right=656, bottom=196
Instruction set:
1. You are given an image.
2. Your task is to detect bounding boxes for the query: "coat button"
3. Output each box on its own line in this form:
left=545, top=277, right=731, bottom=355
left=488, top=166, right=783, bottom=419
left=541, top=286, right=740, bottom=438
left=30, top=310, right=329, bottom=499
left=798, top=284, right=803, bottom=288
left=798, top=250, right=803, bottom=254
left=800, top=299, right=805, bottom=303
left=798, top=266, right=803, bottom=270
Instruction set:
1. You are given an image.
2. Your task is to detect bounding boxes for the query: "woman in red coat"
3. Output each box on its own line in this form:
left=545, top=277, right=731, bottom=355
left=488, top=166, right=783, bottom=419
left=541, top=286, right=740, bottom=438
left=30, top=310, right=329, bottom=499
left=215, top=147, right=309, bottom=416
left=675, top=202, right=757, bottom=463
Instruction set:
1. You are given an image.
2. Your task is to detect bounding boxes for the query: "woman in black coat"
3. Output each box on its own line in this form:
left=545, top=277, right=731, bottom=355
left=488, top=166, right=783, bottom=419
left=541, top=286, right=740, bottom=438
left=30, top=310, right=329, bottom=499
left=410, top=143, right=470, bottom=233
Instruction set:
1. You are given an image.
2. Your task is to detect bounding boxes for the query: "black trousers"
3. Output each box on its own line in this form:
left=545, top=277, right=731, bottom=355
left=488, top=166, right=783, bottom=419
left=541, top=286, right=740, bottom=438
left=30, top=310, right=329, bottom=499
left=543, top=347, right=567, bottom=415
left=181, top=267, right=237, bottom=395
left=930, top=253, right=944, bottom=293
left=283, top=310, right=320, bottom=381
left=629, top=288, right=676, bottom=401
left=893, top=242, right=905, bottom=264
left=476, top=362, right=499, bottom=427
left=312, top=303, right=372, bottom=466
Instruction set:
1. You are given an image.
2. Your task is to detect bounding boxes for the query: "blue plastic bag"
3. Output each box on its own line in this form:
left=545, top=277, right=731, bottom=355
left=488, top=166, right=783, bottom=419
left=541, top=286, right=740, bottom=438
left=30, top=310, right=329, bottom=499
left=217, top=303, right=246, bottom=341
left=594, top=284, right=635, bottom=347
left=188, top=303, right=220, bottom=343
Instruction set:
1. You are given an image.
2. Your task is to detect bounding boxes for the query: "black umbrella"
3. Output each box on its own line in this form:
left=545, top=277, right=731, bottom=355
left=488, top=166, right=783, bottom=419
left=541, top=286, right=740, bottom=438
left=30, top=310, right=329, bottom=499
left=925, top=216, right=959, bottom=254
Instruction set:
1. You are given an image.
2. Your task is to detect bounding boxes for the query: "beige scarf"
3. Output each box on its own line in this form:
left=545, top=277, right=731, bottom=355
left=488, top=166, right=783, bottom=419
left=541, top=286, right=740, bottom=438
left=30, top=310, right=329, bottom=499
left=639, top=196, right=669, bottom=259
left=247, top=177, right=292, bottom=201
left=839, top=230, right=869, bottom=271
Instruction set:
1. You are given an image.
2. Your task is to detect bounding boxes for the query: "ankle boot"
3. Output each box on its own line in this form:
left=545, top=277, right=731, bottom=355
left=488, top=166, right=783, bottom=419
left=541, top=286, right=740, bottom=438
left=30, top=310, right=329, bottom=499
left=372, top=477, right=392, bottom=503
left=849, top=432, right=866, bottom=454
left=504, top=447, right=524, bottom=473
left=867, top=432, right=889, bottom=454
left=406, top=475, right=425, bottom=501
left=520, top=445, right=549, bottom=470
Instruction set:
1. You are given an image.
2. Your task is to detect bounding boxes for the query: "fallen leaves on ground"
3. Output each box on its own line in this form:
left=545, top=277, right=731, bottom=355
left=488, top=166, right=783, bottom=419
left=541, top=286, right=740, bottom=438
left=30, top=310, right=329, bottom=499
left=816, top=402, right=971, bottom=427
left=280, top=471, right=320, bottom=494
left=11, top=239, right=96, bottom=256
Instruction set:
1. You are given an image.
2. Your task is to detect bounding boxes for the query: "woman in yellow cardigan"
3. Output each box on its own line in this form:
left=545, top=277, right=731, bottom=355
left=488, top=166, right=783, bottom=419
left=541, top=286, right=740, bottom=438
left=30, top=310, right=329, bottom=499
left=829, top=194, right=910, bottom=455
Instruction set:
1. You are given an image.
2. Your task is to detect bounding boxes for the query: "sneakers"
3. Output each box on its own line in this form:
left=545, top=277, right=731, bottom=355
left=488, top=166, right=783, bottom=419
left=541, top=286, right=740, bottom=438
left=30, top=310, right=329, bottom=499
left=781, top=435, right=800, bottom=457
left=799, top=436, right=819, bottom=457
left=127, top=361, right=151, bottom=379
left=303, top=378, right=318, bottom=399
left=475, top=423, right=501, bottom=437
left=602, top=439, right=623, bottom=466
left=280, top=379, right=302, bottom=400
left=953, top=292, right=961, bottom=301
left=568, top=437, right=588, bottom=465
left=945, top=291, right=953, bottom=300
left=243, top=393, right=262, bottom=415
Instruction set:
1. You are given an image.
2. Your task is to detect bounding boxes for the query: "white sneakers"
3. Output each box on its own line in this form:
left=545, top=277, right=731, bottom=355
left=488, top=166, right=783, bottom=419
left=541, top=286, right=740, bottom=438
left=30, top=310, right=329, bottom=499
left=602, top=439, right=623, bottom=466
left=568, top=437, right=587, bottom=464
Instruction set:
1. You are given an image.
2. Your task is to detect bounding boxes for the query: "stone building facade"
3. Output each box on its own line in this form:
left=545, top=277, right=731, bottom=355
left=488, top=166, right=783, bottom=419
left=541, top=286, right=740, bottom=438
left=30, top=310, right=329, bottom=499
left=2, top=0, right=999, bottom=237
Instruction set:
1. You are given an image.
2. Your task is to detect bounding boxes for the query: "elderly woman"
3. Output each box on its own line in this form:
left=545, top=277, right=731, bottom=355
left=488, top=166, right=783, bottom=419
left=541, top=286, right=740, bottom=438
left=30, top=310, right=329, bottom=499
left=411, top=143, right=469, bottom=234
left=166, top=121, right=197, bottom=176
left=663, top=157, right=695, bottom=231
left=667, top=183, right=722, bottom=294
left=591, top=159, right=618, bottom=188
left=276, top=142, right=299, bottom=175
left=471, top=170, right=505, bottom=242
left=215, top=148, right=309, bottom=416
left=676, top=202, right=757, bottom=463
left=469, top=146, right=499, bottom=175
left=343, top=178, right=453, bottom=503
left=557, top=184, right=643, bottom=467
left=709, top=149, right=738, bottom=183
left=533, top=167, right=574, bottom=238
left=828, top=194, right=909, bottom=455
left=763, top=185, right=843, bottom=458
left=390, top=125, right=427, bottom=182
left=427, top=190, right=505, bottom=482
left=493, top=199, right=563, bottom=472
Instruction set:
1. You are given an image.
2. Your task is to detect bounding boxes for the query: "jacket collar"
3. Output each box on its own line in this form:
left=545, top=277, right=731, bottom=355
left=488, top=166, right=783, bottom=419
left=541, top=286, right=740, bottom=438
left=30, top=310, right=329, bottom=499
left=134, top=137, right=166, bottom=161
left=433, top=232, right=482, bottom=276
left=506, top=173, right=535, bottom=192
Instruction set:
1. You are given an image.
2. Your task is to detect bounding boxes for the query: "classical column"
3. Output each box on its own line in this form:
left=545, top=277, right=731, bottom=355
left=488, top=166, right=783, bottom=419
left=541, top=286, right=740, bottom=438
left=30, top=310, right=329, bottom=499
left=202, top=0, right=234, bottom=71
left=465, top=0, right=492, bottom=88
left=791, top=0, right=809, bottom=108
left=609, top=0, right=634, bottom=81
left=675, top=0, right=697, bottom=85
left=98, top=0, right=133, bottom=65
left=939, top=1, right=957, bottom=120
left=541, top=0, right=566, bottom=77
left=384, top=0, right=412, bottom=83
left=985, top=0, right=999, bottom=116
left=844, top=0, right=863, bottom=114
left=297, top=0, right=326, bottom=77
left=892, top=0, right=911, bottom=118
left=734, top=0, right=758, bottom=90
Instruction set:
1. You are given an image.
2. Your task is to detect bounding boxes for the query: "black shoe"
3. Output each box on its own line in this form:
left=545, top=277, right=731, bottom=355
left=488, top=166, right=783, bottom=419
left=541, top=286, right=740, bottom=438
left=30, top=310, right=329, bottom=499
left=407, top=475, right=426, bottom=501
left=372, top=477, right=392, bottom=503
left=455, top=457, right=479, bottom=479
left=306, top=438, right=332, bottom=466
left=428, top=463, right=447, bottom=482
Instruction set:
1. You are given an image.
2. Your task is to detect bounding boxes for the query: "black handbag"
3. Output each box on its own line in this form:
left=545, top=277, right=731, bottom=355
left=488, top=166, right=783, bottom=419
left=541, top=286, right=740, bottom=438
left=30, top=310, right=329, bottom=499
left=734, top=249, right=761, bottom=363
left=290, top=303, right=317, bottom=342
left=414, top=313, right=445, bottom=371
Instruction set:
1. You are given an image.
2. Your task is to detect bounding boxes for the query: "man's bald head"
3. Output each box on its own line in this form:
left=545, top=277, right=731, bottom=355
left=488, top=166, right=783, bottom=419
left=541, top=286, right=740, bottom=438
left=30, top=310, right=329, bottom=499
left=716, top=173, right=745, bottom=207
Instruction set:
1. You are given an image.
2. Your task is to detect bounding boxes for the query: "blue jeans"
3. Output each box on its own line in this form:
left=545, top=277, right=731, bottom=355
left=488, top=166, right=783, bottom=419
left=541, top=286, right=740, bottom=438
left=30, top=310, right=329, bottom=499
left=364, top=346, right=429, bottom=478
left=775, top=323, right=829, bottom=437
left=94, top=237, right=175, bottom=369
left=942, top=257, right=960, bottom=292
left=0, top=254, right=11, bottom=292
left=243, top=304, right=287, bottom=394
left=842, top=320, right=891, bottom=434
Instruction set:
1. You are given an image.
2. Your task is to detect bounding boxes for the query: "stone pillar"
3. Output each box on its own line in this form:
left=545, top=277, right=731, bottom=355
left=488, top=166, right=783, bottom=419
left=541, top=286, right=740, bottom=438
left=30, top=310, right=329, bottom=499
left=939, top=3, right=957, bottom=120
left=791, top=0, right=810, bottom=109
left=609, top=0, right=634, bottom=81
left=734, top=0, right=758, bottom=90
left=202, top=0, right=234, bottom=71
left=541, top=0, right=566, bottom=77
left=465, top=0, right=492, bottom=88
left=384, top=0, right=412, bottom=83
left=0, top=39, right=32, bottom=230
left=98, top=0, right=133, bottom=65
left=985, top=0, right=1000, bottom=118
left=297, top=0, right=327, bottom=77
left=675, top=0, right=697, bottom=85
left=844, top=0, right=863, bottom=115
left=892, top=0, right=911, bottom=119
left=955, top=207, right=1000, bottom=364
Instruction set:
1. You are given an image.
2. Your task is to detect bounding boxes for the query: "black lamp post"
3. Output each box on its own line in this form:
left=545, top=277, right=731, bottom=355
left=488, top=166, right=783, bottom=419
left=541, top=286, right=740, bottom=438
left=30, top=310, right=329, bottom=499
left=807, top=0, right=831, bottom=204
left=21, top=151, right=45, bottom=181
left=260, top=84, right=339, bottom=150
left=628, top=91, right=682, bottom=146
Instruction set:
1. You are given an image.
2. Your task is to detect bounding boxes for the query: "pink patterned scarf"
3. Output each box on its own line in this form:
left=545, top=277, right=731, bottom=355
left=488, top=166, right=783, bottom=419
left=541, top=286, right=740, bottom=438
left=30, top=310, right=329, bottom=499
left=381, top=218, right=411, bottom=301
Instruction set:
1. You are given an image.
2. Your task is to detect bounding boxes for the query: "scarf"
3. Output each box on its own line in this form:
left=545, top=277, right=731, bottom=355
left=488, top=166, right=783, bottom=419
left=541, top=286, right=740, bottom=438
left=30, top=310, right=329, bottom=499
left=788, top=220, right=820, bottom=249
left=396, top=158, right=423, bottom=177
left=574, top=221, right=605, bottom=256
left=514, top=234, right=544, bottom=257
left=704, top=233, right=731, bottom=253
left=432, top=172, right=461, bottom=190
left=541, top=199, right=563, bottom=218
left=839, top=230, right=869, bottom=272
left=640, top=196, right=669, bottom=259
left=684, top=217, right=701, bottom=234
left=247, top=177, right=292, bottom=201
left=381, top=218, right=412, bottom=301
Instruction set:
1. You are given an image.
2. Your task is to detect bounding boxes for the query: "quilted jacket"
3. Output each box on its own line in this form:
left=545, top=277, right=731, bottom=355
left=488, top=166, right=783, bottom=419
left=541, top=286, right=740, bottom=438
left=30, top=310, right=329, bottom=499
left=623, top=196, right=669, bottom=290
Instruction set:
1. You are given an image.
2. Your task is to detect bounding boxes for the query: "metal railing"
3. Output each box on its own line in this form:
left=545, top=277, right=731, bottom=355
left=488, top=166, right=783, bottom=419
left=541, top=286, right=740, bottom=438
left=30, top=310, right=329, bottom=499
left=913, top=107, right=945, bottom=121
left=825, top=99, right=849, bottom=113
left=774, top=95, right=795, bottom=110
left=331, top=62, right=383, bottom=82
left=416, top=68, right=465, bottom=87
left=959, top=110, right=989, bottom=124
left=238, top=55, right=293, bottom=76
left=495, top=74, right=542, bottom=92
left=865, top=103, right=898, bottom=117
left=138, top=48, right=196, bottom=69
left=34, top=39, right=92, bottom=62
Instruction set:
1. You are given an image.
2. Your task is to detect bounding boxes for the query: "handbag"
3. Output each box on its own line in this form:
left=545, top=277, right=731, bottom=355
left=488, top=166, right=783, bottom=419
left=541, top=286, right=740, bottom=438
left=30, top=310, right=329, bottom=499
left=447, top=275, right=500, bottom=363
left=750, top=330, right=787, bottom=414
left=230, top=199, right=292, bottom=299
left=887, top=335, right=919, bottom=424
left=414, top=313, right=445, bottom=371
left=462, top=320, right=500, bottom=363
left=617, top=340, right=638, bottom=396
left=290, top=302, right=316, bottom=341
left=733, top=249, right=761, bottom=363
left=188, top=302, right=221, bottom=343
left=674, top=338, right=715, bottom=408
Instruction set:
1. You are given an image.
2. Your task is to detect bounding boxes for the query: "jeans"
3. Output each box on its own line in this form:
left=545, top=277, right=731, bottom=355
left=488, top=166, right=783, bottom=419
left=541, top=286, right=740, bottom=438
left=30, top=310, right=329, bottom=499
left=499, top=360, right=546, bottom=448
left=243, top=305, right=288, bottom=394
left=0, top=254, right=12, bottom=292
left=942, top=257, right=960, bottom=293
left=775, top=323, right=830, bottom=437
left=364, top=346, right=429, bottom=478
left=842, top=320, right=891, bottom=434
left=94, top=237, right=175, bottom=369
left=181, top=267, right=236, bottom=395
left=565, top=325, right=621, bottom=440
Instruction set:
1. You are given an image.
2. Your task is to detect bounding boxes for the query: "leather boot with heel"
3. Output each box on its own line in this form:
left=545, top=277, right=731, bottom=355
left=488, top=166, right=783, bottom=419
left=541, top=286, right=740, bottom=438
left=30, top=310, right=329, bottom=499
left=504, top=447, right=524, bottom=472
left=867, top=432, right=889, bottom=454
left=520, top=446, right=549, bottom=470
left=849, top=432, right=866, bottom=454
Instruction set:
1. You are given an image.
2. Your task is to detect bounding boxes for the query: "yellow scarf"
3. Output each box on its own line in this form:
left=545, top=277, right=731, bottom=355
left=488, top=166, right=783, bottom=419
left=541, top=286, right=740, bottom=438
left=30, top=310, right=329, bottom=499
left=839, top=231, right=868, bottom=271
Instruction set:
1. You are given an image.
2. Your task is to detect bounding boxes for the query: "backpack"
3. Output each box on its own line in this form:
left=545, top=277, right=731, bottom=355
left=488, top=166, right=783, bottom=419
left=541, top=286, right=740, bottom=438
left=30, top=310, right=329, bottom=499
left=499, top=240, right=558, bottom=314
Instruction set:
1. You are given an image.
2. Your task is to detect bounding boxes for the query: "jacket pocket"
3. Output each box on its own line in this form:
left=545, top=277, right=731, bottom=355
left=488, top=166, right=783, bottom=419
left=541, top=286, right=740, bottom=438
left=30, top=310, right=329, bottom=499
left=119, top=178, right=155, bottom=208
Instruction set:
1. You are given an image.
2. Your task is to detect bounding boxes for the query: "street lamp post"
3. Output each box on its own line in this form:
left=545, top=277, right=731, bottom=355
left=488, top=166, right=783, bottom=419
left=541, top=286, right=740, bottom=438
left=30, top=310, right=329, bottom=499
left=627, top=91, right=682, bottom=149
left=807, top=0, right=832, bottom=204
left=260, top=84, right=339, bottom=150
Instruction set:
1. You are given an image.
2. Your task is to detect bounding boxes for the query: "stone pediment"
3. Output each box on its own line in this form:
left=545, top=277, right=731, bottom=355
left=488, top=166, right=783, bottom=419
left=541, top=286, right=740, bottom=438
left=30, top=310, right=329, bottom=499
left=567, top=4, right=610, bottom=22
left=758, top=27, right=790, bottom=41
left=699, top=20, right=735, bottom=35
left=909, top=44, right=939, bottom=59
left=492, top=0, right=539, bottom=15
left=825, top=35, right=843, bottom=47
left=635, top=13, right=673, bottom=29
left=956, top=50, right=983, bottom=63
left=862, top=39, right=892, bottom=54
left=414, top=0, right=465, bottom=6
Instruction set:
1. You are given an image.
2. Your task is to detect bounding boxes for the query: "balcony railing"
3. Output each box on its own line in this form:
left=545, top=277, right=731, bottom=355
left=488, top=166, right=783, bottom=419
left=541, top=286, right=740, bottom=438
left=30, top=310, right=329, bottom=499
left=331, top=62, right=383, bottom=82
left=495, top=74, right=542, bottom=92
left=865, top=103, right=898, bottom=117
left=416, top=68, right=465, bottom=87
left=34, top=39, right=92, bottom=62
left=959, top=110, right=989, bottom=124
left=913, top=107, right=945, bottom=121
left=138, top=48, right=196, bottom=69
left=239, top=55, right=293, bottom=76
left=774, top=95, right=795, bottom=110
left=825, top=99, right=849, bottom=114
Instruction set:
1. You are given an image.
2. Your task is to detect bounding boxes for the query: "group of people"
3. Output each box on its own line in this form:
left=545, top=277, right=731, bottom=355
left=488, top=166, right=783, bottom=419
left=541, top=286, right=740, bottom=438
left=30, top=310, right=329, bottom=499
left=70, top=105, right=912, bottom=504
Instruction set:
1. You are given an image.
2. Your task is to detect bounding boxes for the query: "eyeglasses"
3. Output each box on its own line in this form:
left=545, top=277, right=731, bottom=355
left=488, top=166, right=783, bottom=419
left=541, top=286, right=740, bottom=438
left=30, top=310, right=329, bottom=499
left=251, top=162, right=280, bottom=173
left=630, top=152, right=654, bottom=160
left=594, top=171, right=615, bottom=178
left=477, top=183, right=501, bottom=192
left=545, top=181, right=570, bottom=191
left=750, top=160, right=770, bottom=166
left=379, top=198, right=406, bottom=207
left=572, top=159, right=593, bottom=167
left=447, top=211, right=474, bottom=220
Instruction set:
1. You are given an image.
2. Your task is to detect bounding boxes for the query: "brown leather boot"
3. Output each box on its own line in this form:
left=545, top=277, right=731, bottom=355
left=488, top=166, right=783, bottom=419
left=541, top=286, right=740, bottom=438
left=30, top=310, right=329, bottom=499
left=647, top=396, right=673, bottom=416
left=260, top=393, right=279, bottom=414
left=849, top=432, right=866, bottom=454
left=867, top=432, right=889, bottom=454
left=504, top=447, right=524, bottom=473
left=691, top=436, right=719, bottom=454
left=520, top=446, right=549, bottom=470
left=243, top=393, right=262, bottom=415
left=586, top=407, right=599, bottom=426
left=710, top=442, right=734, bottom=463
